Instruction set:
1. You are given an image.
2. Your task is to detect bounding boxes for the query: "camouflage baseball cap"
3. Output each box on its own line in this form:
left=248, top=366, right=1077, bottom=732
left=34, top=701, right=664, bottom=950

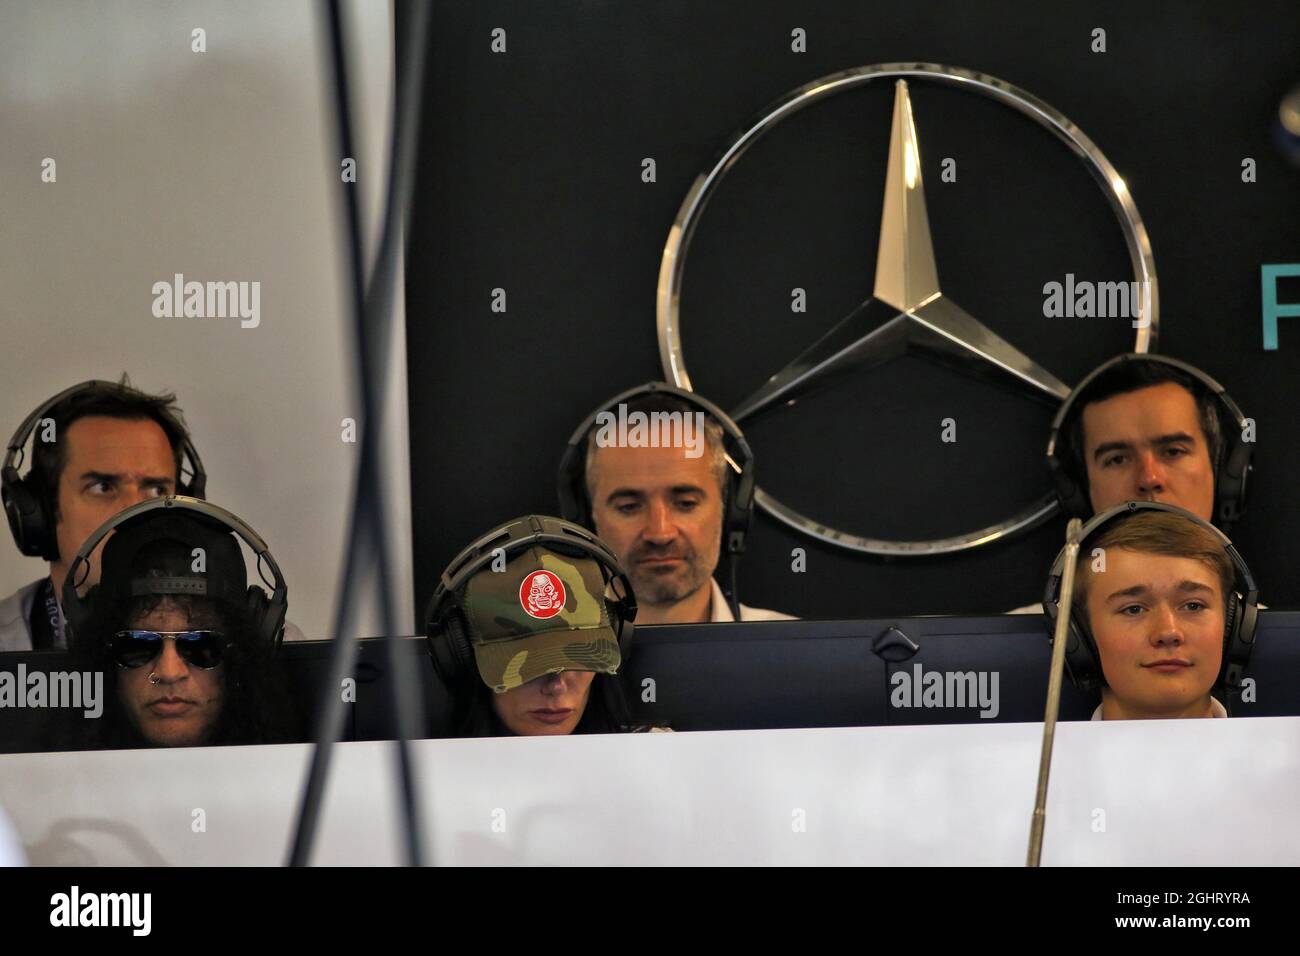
left=460, top=545, right=621, bottom=693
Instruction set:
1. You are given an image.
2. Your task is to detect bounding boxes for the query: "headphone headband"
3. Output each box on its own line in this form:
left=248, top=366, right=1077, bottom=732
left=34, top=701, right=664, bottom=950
left=61, top=495, right=286, bottom=651
left=437, top=515, right=630, bottom=604
left=1046, top=354, right=1251, bottom=527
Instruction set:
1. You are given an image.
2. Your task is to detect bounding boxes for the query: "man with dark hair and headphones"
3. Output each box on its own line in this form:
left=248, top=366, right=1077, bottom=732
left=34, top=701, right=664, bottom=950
left=427, top=515, right=666, bottom=736
left=63, top=497, right=295, bottom=748
left=557, top=383, right=793, bottom=625
left=0, top=378, right=201, bottom=652
left=1013, top=353, right=1253, bottom=614
left=2, top=377, right=306, bottom=650
left=1043, top=502, right=1259, bottom=720
left=1047, top=354, right=1251, bottom=528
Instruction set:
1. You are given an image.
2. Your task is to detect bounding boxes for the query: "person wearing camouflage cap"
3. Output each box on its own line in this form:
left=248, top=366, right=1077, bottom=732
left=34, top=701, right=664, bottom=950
left=427, top=515, right=668, bottom=736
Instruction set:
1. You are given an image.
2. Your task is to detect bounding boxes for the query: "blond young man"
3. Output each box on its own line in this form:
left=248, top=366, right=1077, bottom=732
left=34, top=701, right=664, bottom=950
left=1045, top=504, right=1258, bottom=720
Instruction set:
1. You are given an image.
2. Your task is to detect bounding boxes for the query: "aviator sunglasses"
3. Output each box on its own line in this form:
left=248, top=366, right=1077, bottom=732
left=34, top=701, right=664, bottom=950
left=110, top=630, right=230, bottom=670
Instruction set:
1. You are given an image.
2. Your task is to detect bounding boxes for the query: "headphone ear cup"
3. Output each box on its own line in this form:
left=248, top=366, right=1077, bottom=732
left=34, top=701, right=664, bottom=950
left=725, top=454, right=756, bottom=553
left=448, top=611, right=476, bottom=681
left=555, top=444, right=592, bottom=528
left=63, top=582, right=96, bottom=655
left=603, top=569, right=636, bottom=666
left=430, top=608, right=475, bottom=689
left=1224, top=591, right=1240, bottom=644
left=1064, top=606, right=1102, bottom=692
left=1045, top=425, right=1091, bottom=520
left=244, top=586, right=263, bottom=643
left=608, top=597, right=634, bottom=665
left=727, top=478, right=744, bottom=553
left=1213, top=425, right=1251, bottom=529
left=245, top=585, right=283, bottom=647
left=184, top=458, right=208, bottom=500
left=1220, top=590, right=1243, bottom=687
left=1054, top=471, right=1090, bottom=521
left=3, top=474, right=57, bottom=561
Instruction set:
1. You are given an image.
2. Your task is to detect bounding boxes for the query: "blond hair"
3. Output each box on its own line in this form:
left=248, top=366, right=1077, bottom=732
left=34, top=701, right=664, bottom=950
left=1073, top=510, right=1234, bottom=610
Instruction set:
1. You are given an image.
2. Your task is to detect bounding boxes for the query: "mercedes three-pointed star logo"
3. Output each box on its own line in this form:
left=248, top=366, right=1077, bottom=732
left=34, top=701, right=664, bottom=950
left=657, top=63, right=1159, bottom=555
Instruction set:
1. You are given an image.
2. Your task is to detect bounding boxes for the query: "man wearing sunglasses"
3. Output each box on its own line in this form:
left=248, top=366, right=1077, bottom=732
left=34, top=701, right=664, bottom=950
left=111, top=590, right=230, bottom=747
left=76, top=508, right=293, bottom=749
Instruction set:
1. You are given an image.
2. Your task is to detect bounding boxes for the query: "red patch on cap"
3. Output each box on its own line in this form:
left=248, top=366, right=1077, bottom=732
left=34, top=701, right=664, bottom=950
left=520, top=569, right=566, bottom=619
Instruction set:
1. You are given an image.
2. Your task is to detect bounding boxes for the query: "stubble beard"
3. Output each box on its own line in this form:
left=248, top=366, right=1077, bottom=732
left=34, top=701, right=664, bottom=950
left=627, top=525, right=721, bottom=609
left=630, top=556, right=712, bottom=607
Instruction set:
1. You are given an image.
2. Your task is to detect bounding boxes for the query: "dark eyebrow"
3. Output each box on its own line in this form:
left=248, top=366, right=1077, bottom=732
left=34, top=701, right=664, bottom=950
left=1091, top=440, right=1132, bottom=462
left=1091, top=432, right=1198, bottom=463
left=79, top=471, right=174, bottom=487
left=79, top=471, right=122, bottom=485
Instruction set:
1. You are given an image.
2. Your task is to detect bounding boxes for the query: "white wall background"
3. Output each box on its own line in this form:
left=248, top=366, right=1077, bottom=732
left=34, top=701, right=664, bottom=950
left=0, top=1, right=415, bottom=638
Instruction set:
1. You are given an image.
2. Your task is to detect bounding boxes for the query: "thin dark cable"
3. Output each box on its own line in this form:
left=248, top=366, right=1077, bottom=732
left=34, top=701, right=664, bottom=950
left=726, top=557, right=741, bottom=621
left=370, top=0, right=434, bottom=865
left=287, top=0, right=431, bottom=867
left=287, top=0, right=378, bottom=868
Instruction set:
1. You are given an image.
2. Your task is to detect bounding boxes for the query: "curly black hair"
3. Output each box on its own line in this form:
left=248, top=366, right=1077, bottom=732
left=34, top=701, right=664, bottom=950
left=68, top=560, right=297, bottom=750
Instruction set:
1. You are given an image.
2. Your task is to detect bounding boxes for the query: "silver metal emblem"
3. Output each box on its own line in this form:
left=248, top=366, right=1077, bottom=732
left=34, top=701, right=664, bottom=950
left=657, top=63, right=1158, bottom=555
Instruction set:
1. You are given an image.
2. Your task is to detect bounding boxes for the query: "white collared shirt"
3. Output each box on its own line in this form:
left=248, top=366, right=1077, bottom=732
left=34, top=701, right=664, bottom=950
left=1090, top=697, right=1228, bottom=720
left=707, top=578, right=797, bottom=623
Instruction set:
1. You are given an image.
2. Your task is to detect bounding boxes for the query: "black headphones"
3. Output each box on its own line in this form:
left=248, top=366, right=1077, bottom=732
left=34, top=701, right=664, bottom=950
left=556, top=381, right=754, bottom=620
left=1042, top=500, right=1259, bottom=695
left=425, top=514, right=637, bottom=690
left=60, top=495, right=287, bottom=653
left=2, top=381, right=207, bottom=560
left=1046, top=354, right=1252, bottom=528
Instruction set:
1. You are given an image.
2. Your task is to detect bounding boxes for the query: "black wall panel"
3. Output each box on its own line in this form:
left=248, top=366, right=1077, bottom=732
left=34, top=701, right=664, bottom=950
left=404, top=1, right=1300, bottom=621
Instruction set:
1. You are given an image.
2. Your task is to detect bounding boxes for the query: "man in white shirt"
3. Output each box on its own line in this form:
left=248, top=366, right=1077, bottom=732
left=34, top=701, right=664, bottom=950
left=702, top=577, right=790, bottom=622
left=558, top=384, right=794, bottom=624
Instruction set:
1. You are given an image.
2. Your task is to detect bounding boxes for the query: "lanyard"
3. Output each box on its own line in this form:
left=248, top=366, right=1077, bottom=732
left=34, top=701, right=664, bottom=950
left=29, top=577, right=65, bottom=650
